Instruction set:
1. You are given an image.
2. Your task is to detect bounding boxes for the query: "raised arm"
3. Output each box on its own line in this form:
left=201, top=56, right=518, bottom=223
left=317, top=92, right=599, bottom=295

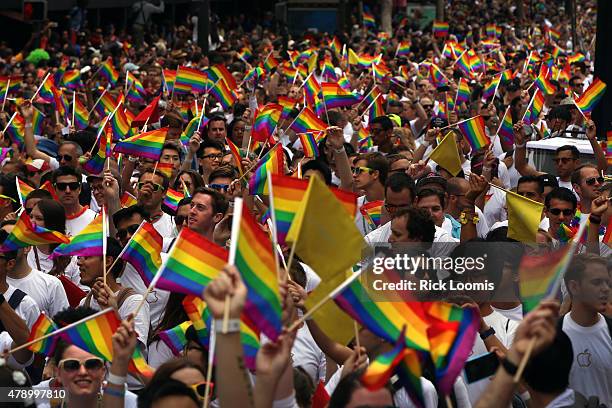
left=20, top=102, right=52, bottom=163
left=0, top=296, right=32, bottom=365
left=513, top=121, right=542, bottom=177
left=585, top=120, right=608, bottom=173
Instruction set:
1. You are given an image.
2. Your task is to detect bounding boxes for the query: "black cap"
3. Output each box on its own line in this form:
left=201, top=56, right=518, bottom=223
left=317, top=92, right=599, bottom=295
left=416, top=172, right=448, bottom=192
left=538, top=173, right=559, bottom=189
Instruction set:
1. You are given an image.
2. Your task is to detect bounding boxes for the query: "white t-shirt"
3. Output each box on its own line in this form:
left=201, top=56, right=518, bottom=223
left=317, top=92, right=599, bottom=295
left=33, top=379, right=138, bottom=408
left=441, top=207, right=489, bottom=239
left=562, top=313, right=612, bottom=407
left=464, top=310, right=518, bottom=406
left=26, top=250, right=84, bottom=289
left=66, top=208, right=97, bottom=236
left=6, top=269, right=69, bottom=318
left=355, top=195, right=378, bottom=236
left=483, top=187, right=507, bottom=228
left=2, top=285, right=40, bottom=329
left=119, top=262, right=170, bottom=329
left=148, top=339, right=176, bottom=369
left=300, top=262, right=321, bottom=293
left=491, top=304, right=523, bottom=321
left=557, top=178, right=579, bottom=201
left=0, top=331, right=34, bottom=368
left=291, top=324, right=327, bottom=384
left=153, top=212, right=177, bottom=239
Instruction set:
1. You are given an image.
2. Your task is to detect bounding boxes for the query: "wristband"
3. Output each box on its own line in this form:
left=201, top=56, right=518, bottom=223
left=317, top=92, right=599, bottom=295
left=24, top=123, right=33, bottom=129
left=501, top=357, right=519, bottom=376
left=104, top=386, right=125, bottom=398
left=515, top=142, right=526, bottom=148
left=106, top=373, right=127, bottom=386
left=589, top=214, right=601, bottom=224
left=128, top=156, right=138, bottom=162
left=213, top=318, right=241, bottom=333
left=479, top=326, right=496, bottom=340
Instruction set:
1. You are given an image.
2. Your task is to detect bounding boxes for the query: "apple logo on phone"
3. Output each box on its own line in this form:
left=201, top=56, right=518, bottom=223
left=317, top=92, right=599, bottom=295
left=576, top=349, right=592, bottom=368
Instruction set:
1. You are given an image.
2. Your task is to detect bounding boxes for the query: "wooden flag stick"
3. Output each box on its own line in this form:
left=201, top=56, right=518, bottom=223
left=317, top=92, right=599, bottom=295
left=30, top=72, right=51, bottom=103
left=1, top=78, right=9, bottom=113
left=102, top=207, right=108, bottom=286
left=2, top=112, right=17, bottom=134
left=266, top=171, right=282, bottom=281
left=88, top=89, right=107, bottom=117
left=72, top=91, right=76, bottom=128
left=224, top=197, right=245, bottom=332
left=203, top=330, right=216, bottom=407
left=105, top=221, right=145, bottom=278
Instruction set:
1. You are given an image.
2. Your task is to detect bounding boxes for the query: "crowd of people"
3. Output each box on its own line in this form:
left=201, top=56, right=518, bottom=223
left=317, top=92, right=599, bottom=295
left=0, top=0, right=610, bottom=407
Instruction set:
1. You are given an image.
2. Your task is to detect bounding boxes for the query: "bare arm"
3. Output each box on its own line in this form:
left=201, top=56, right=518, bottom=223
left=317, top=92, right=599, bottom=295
left=585, top=120, right=608, bottom=173
left=326, top=126, right=353, bottom=191
left=460, top=174, right=488, bottom=243
left=586, top=196, right=608, bottom=256
left=20, top=102, right=52, bottom=162
left=0, top=301, right=32, bottom=364
left=513, top=122, right=542, bottom=177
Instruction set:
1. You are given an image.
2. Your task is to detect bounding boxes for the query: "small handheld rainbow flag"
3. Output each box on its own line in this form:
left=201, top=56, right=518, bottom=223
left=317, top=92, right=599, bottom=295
left=534, top=70, right=556, bottom=95
left=120, top=191, right=138, bottom=208
left=248, top=144, right=285, bottom=195
left=320, top=83, right=360, bottom=108
left=458, top=116, right=489, bottom=151
left=62, top=70, right=82, bottom=90
left=252, top=104, right=283, bottom=142
left=208, top=64, right=238, bottom=90
left=82, top=129, right=111, bottom=175
left=156, top=227, right=228, bottom=296
left=113, top=128, right=168, bottom=160
left=52, top=214, right=103, bottom=258
left=362, top=10, right=376, bottom=28
left=606, top=130, right=612, bottom=166
left=231, top=200, right=282, bottom=341
left=99, top=58, right=119, bottom=85
left=121, top=222, right=163, bottom=286
left=5, top=114, right=25, bottom=148
left=362, top=327, right=409, bottom=390
left=73, top=95, right=89, bottom=130
left=523, top=89, right=545, bottom=125
left=574, top=78, right=606, bottom=114
left=396, top=41, right=411, bottom=57
left=182, top=295, right=211, bottom=347
left=360, top=200, right=384, bottom=229
left=497, top=107, right=514, bottom=150
left=209, top=79, right=236, bottom=110
left=162, top=69, right=176, bottom=94
left=174, top=66, right=208, bottom=94
left=159, top=321, right=191, bottom=356
left=433, top=21, right=449, bottom=37
left=163, top=188, right=185, bottom=213
left=110, top=104, right=133, bottom=141
left=16, top=178, right=34, bottom=205
left=27, top=313, right=58, bottom=356
left=298, top=132, right=320, bottom=158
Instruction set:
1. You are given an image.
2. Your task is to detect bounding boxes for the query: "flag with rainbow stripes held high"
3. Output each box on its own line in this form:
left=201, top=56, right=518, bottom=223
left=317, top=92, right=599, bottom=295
left=433, top=21, right=449, bottom=37
left=298, top=132, right=320, bottom=158
left=209, top=79, right=237, bottom=110
left=159, top=321, right=191, bottom=356
left=82, top=128, right=111, bottom=175
left=174, top=66, right=208, bottom=94
left=120, top=222, right=163, bottom=287
left=574, top=78, right=606, bottom=114
left=99, top=58, right=119, bottom=85
left=457, top=115, right=490, bottom=151
left=73, top=95, right=89, bottom=130
left=248, top=143, right=285, bottom=195
left=52, top=212, right=104, bottom=258
left=163, top=188, right=185, bottom=213
left=0, top=211, right=69, bottom=252
left=252, top=104, right=283, bottom=142
left=27, top=313, right=58, bottom=356
left=113, top=128, right=168, bottom=160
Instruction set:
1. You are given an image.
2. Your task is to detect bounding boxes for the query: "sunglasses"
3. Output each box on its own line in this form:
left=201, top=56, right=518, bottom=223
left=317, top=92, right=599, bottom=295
left=548, top=208, right=574, bottom=216
left=58, top=154, right=73, bottom=163
left=209, top=183, right=229, bottom=192
left=117, top=224, right=140, bottom=240
left=585, top=176, right=604, bottom=186
left=55, top=182, right=81, bottom=191
left=190, top=381, right=214, bottom=400
left=59, top=357, right=105, bottom=372
left=553, top=157, right=574, bottom=164
left=137, top=182, right=163, bottom=192
left=384, top=202, right=409, bottom=212
left=352, top=166, right=373, bottom=176
left=421, top=104, right=433, bottom=109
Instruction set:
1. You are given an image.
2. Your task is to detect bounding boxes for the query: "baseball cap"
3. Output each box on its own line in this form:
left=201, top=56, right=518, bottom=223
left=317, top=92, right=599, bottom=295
left=416, top=172, right=447, bottom=192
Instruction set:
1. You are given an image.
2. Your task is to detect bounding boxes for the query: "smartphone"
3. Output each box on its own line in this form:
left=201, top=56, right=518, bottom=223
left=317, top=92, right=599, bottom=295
left=464, top=352, right=499, bottom=383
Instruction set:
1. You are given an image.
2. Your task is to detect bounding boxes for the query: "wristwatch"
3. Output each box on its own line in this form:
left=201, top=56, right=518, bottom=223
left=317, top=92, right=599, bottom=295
left=479, top=326, right=496, bottom=340
left=501, top=357, right=518, bottom=376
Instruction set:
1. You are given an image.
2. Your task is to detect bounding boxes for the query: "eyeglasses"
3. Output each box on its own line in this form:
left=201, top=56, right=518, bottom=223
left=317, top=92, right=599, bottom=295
left=175, top=215, right=187, bottom=226
left=0, top=194, right=16, bottom=203
left=209, top=183, right=229, bottom=192
left=137, top=182, right=163, bottom=192
left=352, top=166, right=374, bottom=176
left=384, top=202, right=409, bottom=212
left=55, top=182, right=81, bottom=191
left=117, top=224, right=140, bottom=240
left=585, top=176, right=604, bottom=186
left=58, top=154, right=73, bottom=163
left=58, top=357, right=105, bottom=373
left=190, top=381, right=214, bottom=400
left=202, top=153, right=223, bottom=160
left=548, top=208, right=574, bottom=216
left=572, top=83, right=583, bottom=87
left=553, top=157, right=574, bottom=164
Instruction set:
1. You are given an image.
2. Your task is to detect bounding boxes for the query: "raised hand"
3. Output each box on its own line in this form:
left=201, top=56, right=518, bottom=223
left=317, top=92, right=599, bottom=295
left=203, top=265, right=247, bottom=320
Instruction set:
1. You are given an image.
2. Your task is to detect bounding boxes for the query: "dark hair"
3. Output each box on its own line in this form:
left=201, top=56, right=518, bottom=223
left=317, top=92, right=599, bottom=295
left=24, top=189, right=53, bottom=203
left=0, top=230, right=17, bottom=260
left=138, top=379, right=200, bottom=408
left=544, top=187, right=577, bottom=209
left=546, top=105, right=571, bottom=122
left=197, top=139, right=225, bottom=158
left=524, top=330, right=574, bottom=394
left=139, top=170, right=170, bottom=190
left=356, top=153, right=389, bottom=185
left=302, top=159, right=332, bottom=185
left=293, top=367, right=315, bottom=408
left=555, top=145, right=579, bottom=159
left=385, top=172, right=415, bottom=203
left=0, top=175, right=21, bottom=212
left=34, top=199, right=67, bottom=234
left=112, top=205, right=148, bottom=228
left=160, top=110, right=184, bottom=128
left=106, top=237, right=125, bottom=279
left=150, top=292, right=188, bottom=344
left=289, top=261, right=307, bottom=289
left=370, top=115, right=394, bottom=131
left=329, top=369, right=393, bottom=408
left=208, top=166, right=238, bottom=184
left=517, top=175, right=544, bottom=194
left=52, top=166, right=82, bottom=184
left=192, top=187, right=229, bottom=215
left=570, top=163, right=598, bottom=186
left=143, top=359, right=207, bottom=399
left=416, top=187, right=446, bottom=209
left=176, top=170, right=205, bottom=191
left=162, top=141, right=184, bottom=162
left=393, top=207, right=436, bottom=242
left=564, top=253, right=608, bottom=298
left=52, top=306, right=100, bottom=365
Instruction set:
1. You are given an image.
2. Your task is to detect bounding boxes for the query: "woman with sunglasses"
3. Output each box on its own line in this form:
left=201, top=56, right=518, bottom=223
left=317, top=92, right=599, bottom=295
left=139, top=359, right=211, bottom=405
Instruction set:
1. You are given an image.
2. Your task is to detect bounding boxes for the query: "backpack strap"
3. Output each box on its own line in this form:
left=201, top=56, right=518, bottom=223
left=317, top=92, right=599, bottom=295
left=115, top=287, right=138, bottom=310
left=0, top=289, right=28, bottom=333
left=605, top=316, right=612, bottom=342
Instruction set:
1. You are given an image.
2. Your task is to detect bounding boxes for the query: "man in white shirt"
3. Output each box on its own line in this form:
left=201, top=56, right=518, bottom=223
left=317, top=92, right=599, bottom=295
left=53, top=166, right=97, bottom=236
left=353, top=153, right=388, bottom=236
left=561, top=253, right=612, bottom=407
left=570, top=163, right=604, bottom=214
left=136, top=169, right=176, bottom=239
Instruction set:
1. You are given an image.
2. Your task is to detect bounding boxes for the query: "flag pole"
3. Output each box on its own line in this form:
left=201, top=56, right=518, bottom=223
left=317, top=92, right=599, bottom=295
left=1, top=78, right=10, bottom=112
left=72, top=91, right=76, bottom=128
left=106, top=221, right=146, bottom=277
left=102, top=207, right=108, bottom=286
left=88, top=89, right=107, bottom=117
left=2, top=112, right=18, bottom=134
left=226, top=197, right=243, bottom=332
left=266, top=171, right=283, bottom=281
left=29, top=72, right=51, bottom=103
left=9, top=308, right=115, bottom=354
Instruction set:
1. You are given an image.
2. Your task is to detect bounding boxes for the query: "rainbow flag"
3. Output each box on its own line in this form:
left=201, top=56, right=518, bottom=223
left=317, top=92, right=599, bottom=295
left=159, top=321, right=191, bottom=356
left=16, top=178, right=34, bottom=205
left=519, top=243, right=573, bottom=313
left=606, top=131, right=612, bottom=165
left=278, top=96, right=298, bottom=120
left=72, top=95, right=89, bottom=130
left=270, top=174, right=357, bottom=244
left=252, top=104, right=282, bottom=142
left=27, top=313, right=58, bottom=356
left=455, top=51, right=473, bottom=77
left=299, top=132, right=319, bottom=158
left=362, top=86, right=383, bottom=113
left=363, top=10, right=376, bottom=28
left=575, top=78, right=606, bottom=114
left=455, top=78, right=471, bottom=106
left=163, top=188, right=185, bottom=213
left=94, top=91, right=117, bottom=118
left=433, top=21, right=449, bottom=37
left=209, top=79, right=236, bottom=110
left=120, top=191, right=137, bottom=208
left=248, top=144, right=285, bottom=195
left=237, top=47, right=252, bottom=61
left=303, top=74, right=321, bottom=106
left=524, top=90, right=545, bottom=125
left=99, top=58, right=119, bottom=85
left=263, top=55, right=280, bottom=72
left=240, top=315, right=260, bottom=370
left=39, top=76, right=55, bottom=103
left=498, top=107, right=514, bottom=150
left=396, top=348, right=426, bottom=408
left=368, top=94, right=385, bottom=124
left=110, top=105, right=133, bottom=141
left=208, top=64, right=237, bottom=90
left=234, top=202, right=282, bottom=341
left=501, top=69, right=515, bottom=82
left=225, top=137, right=244, bottom=176
left=52, top=214, right=103, bottom=258
left=482, top=75, right=499, bottom=100
left=0, top=147, right=12, bottom=163
left=396, top=41, right=411, bottom=57
left=182, top=115, right=209, bottom=145
left=83, top=129, right=111, bottom=175
left=0, top=212, right=69, bottom=252
left=52, top=86, right=69, bottom=122
left=121, top=222, right=163, bottom=286
left=362, top=327, right=409, bottom=390
left=534, top=71, right=556, bottom=95
left=60, top=309, right=154, bottom=378
left=0, top=76, right=22, bottom=94
left=334, top=273, right=430, bottom=352
left=62, top=70, right=82, bottom=89
left=320, top=57, right=336, bottom=80
left=126, top=72, right=146, bottom=104
left=567, top=53, right=585, bottom=64
left=320, top=83, right=360, bottom=109
left=156, top=228, right=227, bottom=296
left=155, top=162, right=174, bottom=179
left=162, top=69, right=176, bottom=94
left=113, top=128, right=167, bottom=160
left=360, top=200, right=383, bottom=229
left=175, top=66, right=208, bottom=94
left=5, top=114, right=25, bottom=148
left=183, top=295, right=210, bottom=347
left=429, top=64, right=446, bottom=86
left=458, top=116, right=489, bottom=151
